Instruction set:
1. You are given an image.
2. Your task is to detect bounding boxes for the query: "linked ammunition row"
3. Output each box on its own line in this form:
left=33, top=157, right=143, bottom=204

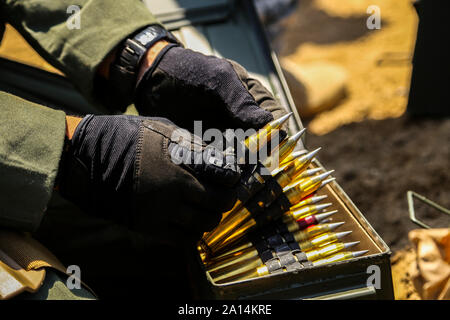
left=198, top=113, right=369, bottom=283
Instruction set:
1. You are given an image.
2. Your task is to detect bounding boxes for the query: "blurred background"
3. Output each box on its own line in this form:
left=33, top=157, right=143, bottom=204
left=258, top=0, right=416, bottom=134
left=1, top=0, right=448, bottom=299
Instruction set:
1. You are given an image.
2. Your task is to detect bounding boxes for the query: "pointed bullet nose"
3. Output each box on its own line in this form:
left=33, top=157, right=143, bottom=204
left=302, top=147, right=322, bottom=161
left=315, top=210, right=338, bottom=221
left=352, top=250, right=369, bottom=258
left=289, top=128, right=306, bottom=142
left=335, top=231, right=352, bottom=239
left=344, top=241, right=360, bottom=249
left=311, top=194, right=328, bottom=203
left=320, top=177, right=336, bottom=188
left=317, top=170, right=334, bottom=181
left=316, top=203, right=332, bottom=211
left=328, top=222, right=345, bottom=230
left=304, top=168, right=323, bottom=177
left=284, top=178, right=304, bottom=191
left=320, top=218, right=333, bottom=224
left=290, top=150, right=309, bottom=160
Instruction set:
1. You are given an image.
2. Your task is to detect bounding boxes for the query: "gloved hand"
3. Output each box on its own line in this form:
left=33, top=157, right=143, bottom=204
left=58, top=114, right=240, bottom=243
left=134, top=44, right=288, bottom=133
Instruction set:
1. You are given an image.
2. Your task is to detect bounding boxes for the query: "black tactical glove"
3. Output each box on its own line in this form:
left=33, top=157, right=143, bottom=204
left=134, top=45, right=288, bottom=133
left=58, top=114, right=240, bottom=243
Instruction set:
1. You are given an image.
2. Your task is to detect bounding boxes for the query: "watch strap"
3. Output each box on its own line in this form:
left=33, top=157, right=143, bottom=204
left=108, top=25, right=181, bottom=108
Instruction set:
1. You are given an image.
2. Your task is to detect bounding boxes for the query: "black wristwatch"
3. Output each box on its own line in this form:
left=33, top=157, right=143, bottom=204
left=109, top=25, right=181, bottom=107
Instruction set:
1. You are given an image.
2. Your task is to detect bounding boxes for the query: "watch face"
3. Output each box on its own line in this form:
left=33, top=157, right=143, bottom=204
left=135, top=28, right=159, bottom=45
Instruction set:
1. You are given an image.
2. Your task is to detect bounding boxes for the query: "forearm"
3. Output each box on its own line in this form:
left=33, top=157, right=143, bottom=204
left=3, top=0, right=160, bottom=110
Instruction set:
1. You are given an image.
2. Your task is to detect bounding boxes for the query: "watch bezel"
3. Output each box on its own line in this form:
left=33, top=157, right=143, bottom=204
left=106, top=25, right=181, bottom=110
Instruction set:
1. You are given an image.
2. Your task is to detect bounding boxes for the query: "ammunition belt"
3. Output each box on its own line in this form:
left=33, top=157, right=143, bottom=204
left=236, top=162, right=271, bottom=204
left=237, top=161, right=292, bottom=230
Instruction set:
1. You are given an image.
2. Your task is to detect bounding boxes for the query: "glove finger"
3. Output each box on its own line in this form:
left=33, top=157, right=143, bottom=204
left=181, top=175, right=238, bottom=213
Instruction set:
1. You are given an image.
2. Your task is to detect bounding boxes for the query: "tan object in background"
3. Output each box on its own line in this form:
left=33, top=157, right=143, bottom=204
left=0, top=24, right=61, bottom=74
left=408, top=228, right=450, bottom=300
left=0, top=230, right=67, bottom=299
left=281, top=59, right=348, bottom=118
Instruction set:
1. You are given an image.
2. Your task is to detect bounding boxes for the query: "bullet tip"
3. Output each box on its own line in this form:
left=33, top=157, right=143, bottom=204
left=316, top=203, right=333, bottom=211
left=303, top=147, right=322, bottom=160
left=290, top=150, right=308, bottom=160
left=320, top=218, right=333, bottom=224
left=274, top=112, right=293, bottom=126
left=318, top=170, right=334, bottom=180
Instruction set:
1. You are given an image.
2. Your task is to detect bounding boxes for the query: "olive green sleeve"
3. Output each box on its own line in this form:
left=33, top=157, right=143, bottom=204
left=0, top=92, right=66, bottom=231
left=3, top=0, right=160, bottom=109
